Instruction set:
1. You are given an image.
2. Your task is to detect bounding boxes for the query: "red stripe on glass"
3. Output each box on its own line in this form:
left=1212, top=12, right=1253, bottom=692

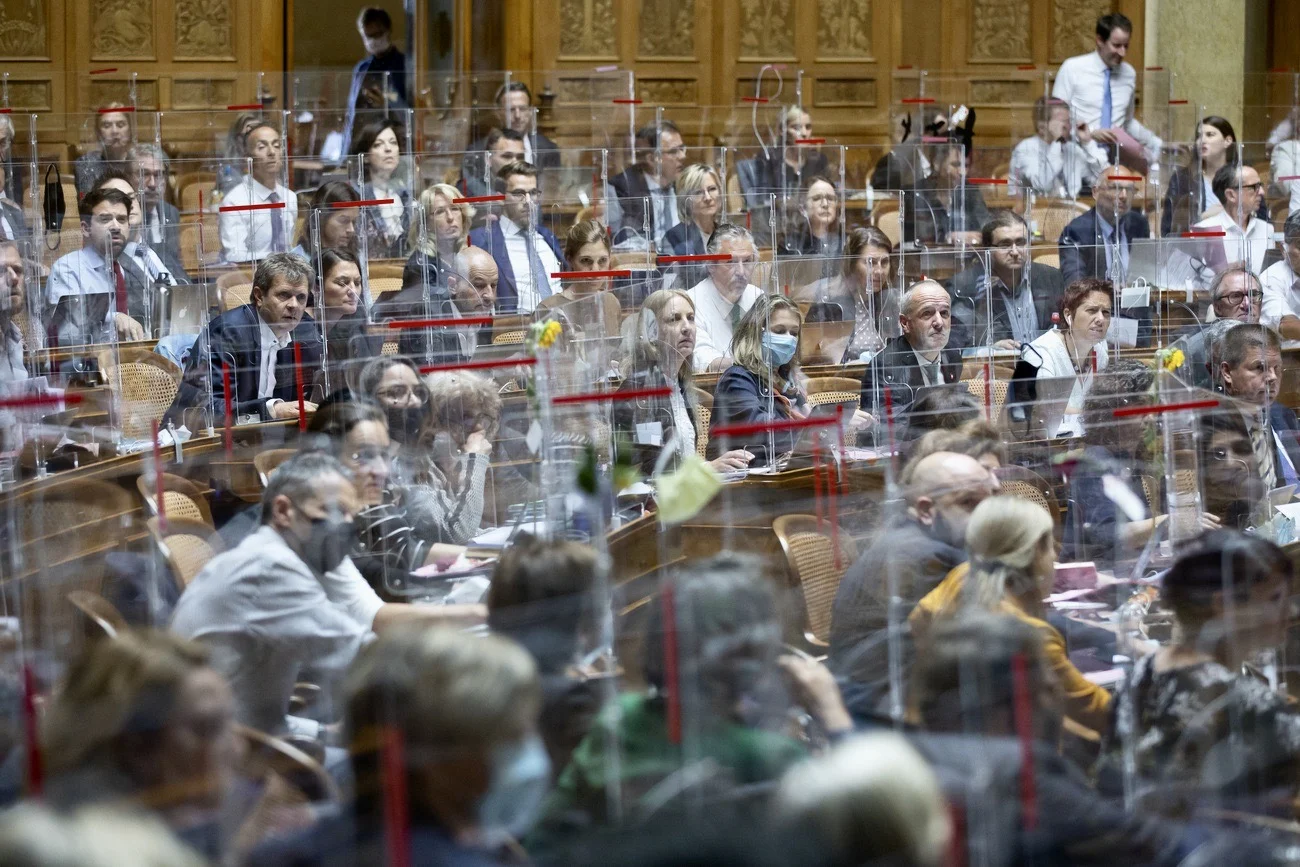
left=1112, top=398, right=1220, bottom=419
left=551, top=386, right=672, bottom=406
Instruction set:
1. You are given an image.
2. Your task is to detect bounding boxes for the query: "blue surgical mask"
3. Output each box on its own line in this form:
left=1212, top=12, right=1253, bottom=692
left=761, top=331, right=798, bottom=367
left=477, top=734, right=551, bottom=845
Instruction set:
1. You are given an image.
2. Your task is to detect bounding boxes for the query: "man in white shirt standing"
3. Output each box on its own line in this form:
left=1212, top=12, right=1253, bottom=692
left=1262, top=211, right=1300, bottom=346
left=219, top=121, right=298, bottom=263
left=1193, top=164, right=1274, bottom=277
left=467, top=161, right=565, bottom=314
left=1009, top=97, right=1108, bottom=198
left=687, top=223, right=764, bottom=371
left=1052, top=13, right=1162, bottom=168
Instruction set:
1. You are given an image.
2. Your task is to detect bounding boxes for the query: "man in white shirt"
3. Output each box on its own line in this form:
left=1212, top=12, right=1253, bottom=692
left=219, top=122, right=298, bottom=263
left=466, top=161, right=565, bottom=314
left=687, top=223, right=764, bottom=371
left=1193, top=164, right=1274, bottom=278
left=1051, top=12, right=1162, bottom=167
left=1262, top=211, right=1300, bottom=346
left=46, top=187, right=146, bottom=346
left=1009, top=97, right=1108, bottom=198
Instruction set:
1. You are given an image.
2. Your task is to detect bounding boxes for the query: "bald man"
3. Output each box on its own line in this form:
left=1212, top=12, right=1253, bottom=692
left=829, top=450, right=999, bottom=714
left=859, top=280, right=964, bottom=420
left=390, top=245, right=501, bottom=364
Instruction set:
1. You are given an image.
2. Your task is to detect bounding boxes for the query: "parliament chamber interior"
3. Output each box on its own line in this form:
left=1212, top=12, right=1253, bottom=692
left=7, top=0, right=1300, bottom=863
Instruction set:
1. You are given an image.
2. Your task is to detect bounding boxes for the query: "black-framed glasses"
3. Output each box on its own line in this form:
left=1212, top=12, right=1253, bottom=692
left=1215, top=290, right=1263, bottom=307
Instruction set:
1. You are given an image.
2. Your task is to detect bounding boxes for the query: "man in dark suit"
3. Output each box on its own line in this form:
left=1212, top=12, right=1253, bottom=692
left=131, top=144, right=190, bottom=281
left=166, top=253, right=322, bottom=426
left=456, top=127, right=526, bottom=202
left=1219, top=323, right=1300, bottom=490
left=0, top=150, right=24, bottom=241
left=607, top=120, right=685, bottom=247
left=466, top=161, right=565, bottom=314
left=463, top=82, right=560, bottom=177
left=860, top=280, right=963, bottom=420
left=950, top=209, right=1065, bottom=350
left=1059, top=164, right=1152, bottom=344
left=342, top=7, right=408, bottom=157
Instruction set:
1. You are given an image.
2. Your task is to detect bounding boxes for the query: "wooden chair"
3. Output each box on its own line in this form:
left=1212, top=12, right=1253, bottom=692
left=217, top=269, right=255, bottom=291
left=1032, top=249, right=1060, bottom=269
left=254, top=448, right=298, bottom=487
left=875, top=209, right=903, bottom=248
left=148, top=516, right=223, bottom=589
left=221, top=282, right=253, bottom=312
left=493, top=330, right=526, bottom=345
left=176, top=171, right=216, bottom=212
left=100, top=349, right=182, bottom=441
left=1031, top=200, right=1089, bottom=244
left=963, top=375, right=1010, bottom=421
left=136, top=472, right=215, bottom=527
left=235, top=723, right=340, bottom=804
left=180, top=220, right=221, bottom=273
left=369, top=276, right=403, bottom=299
left=67, top=590, right=128, bottom=638
left=367, top=261, right=405, bottom=280
left=690, top=386, right=713, bottom=459
left=805, top=376, right=861, bottom=402
left=772, top=514, right=858, bottom=649
left=996, top=465, right=1062, bottom=539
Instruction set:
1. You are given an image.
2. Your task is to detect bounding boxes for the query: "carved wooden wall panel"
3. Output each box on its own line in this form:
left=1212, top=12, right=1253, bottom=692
left=559, top=0, right=617, bottom=59
left=737, top=0, right=794, bottom=60
left=1051, top=0, right=1112, bottom=61
left=638, top=0, right=695, bottom=59
left=0, top=0, right=49, bottom=58
left=90, top=0, right=155, bottom=60
left=174, top=0, right=234, bottom=60
left=969, top=0, right=1031, bottom=63
left=817, top=0, right=873, bottom=60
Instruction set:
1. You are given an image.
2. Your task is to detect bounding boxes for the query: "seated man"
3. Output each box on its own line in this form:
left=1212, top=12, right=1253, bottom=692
left=461, top=81, right=560, bottom=190
left=1219, top=323, right=1300, bottom=490
left=0, top=158, right=24, bottom=242
left=859, top=280, right=962, bottom=419
left=1058, top=165, right=1152, bottom=345
left=686, top=223, right=764, bottom=372
left=1261, top=210, right=1300, bottom=346
left=607, top=121, right=685, bottom=247
left=950, top=210, right=1064, bottom=351
left=171, top=451, right=370, bottom=735
left=1009, top=96, right=1107, bottom=199
left=1192, top=164, right=1273, bottom=277
left=458, top=127, right=526, bottom=202
left=218, top=121, right=298, bottom=263
left=828, top=450, right=999, bottom=716
left=91, top=170, right=183, bottom=302
left=1168, top=265, right=1260, bottom=389
left=1, top=241, right=28, bottom=385
left=45, top=188, right=145, bottom=346
left=166, top=252, right=322, bottom=425
left=467, top=161, right=564, bottom=314
left=130, top=144, right=191, bottom=282
left=390, top=245, right=500, bottom=365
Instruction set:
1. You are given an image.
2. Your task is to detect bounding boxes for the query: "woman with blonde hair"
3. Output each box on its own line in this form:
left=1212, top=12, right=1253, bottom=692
left=406, top=182, right=472, bottom=268
left=660, top=163, right=723, bottom=290
left=911, top=495, right=1111, bottom=733
left=613, top=288, right=753, bottom=473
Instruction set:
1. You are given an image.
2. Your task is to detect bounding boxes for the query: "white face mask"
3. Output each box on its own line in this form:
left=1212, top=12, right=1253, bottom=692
left=476, top=734, right=551, bottom=845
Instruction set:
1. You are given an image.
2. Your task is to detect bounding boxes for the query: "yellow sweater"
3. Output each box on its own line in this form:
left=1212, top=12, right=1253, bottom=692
left=911, top=562, right=1112, bottom=734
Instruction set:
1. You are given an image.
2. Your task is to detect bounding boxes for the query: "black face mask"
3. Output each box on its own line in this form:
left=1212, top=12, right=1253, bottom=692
left=298, top=516, right=359, bottom=575
left=386, top=405, right=425, bottom=445
left=929, top=510, right=963, bottom=549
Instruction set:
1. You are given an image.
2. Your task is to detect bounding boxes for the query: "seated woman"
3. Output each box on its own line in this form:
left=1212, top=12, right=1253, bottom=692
left=1061, top=360, right=1221, bottom=564
left=357, top=355, right=427, bottom=445
left=796, top=226, right=900, bottom=363
left=290, top=180, right=360, bottom=260
left=1019, top=278, right=1113, bottom=438
left=315, top=247, right=381, bottom=393
left=661, top=163, right=722, bottom=291
left=777, top=175, right=843, bottom=261
left=708, top=294, right=809, bottom=469
left=613, top=288, right=753, bottom=474
left=401, top=182, right=472, bottom=295
left=1097, top=530, right=1300, bottom=813
left=539, top=219, right=623, bottom=355
left=351, top=118, right=411, bottom=259
left=911, top=496, right=1112, bottom=734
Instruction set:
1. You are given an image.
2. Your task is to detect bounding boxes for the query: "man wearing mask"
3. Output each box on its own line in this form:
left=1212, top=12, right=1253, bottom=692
left=342, top=6, right=408, bottom=156
left=254, top=627, right=547, bottom=865
left=173, top=452, right=485, bottom=736
left=859, top=280, right=963, bottom=419
left=829, top=450, right=999, bottom=716
left=468, top=161, right=565, bottom=314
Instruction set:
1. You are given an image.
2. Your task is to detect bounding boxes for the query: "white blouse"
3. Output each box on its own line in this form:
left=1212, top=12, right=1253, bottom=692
left=1027, top=329, right=1109, bottom=437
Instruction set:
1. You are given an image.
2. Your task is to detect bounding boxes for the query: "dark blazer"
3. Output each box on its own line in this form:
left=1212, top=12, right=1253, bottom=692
left=859, top=335, right=963, bottom=417
left=1059, top=207, right=1153, bottom=346
left=1061, top=445, right=1150, bottom=565
left=738, top=150, right=831, bottom=204
left=708, top=364, right=803, bottom=468
left=359, top=182, right=411, bottom=259
left=460, top=133, right=561, bottom=198
left=660, top=220, right=708, bottom=290
left=322, top=311, right=383, bottom=394
left=0, top=200, right=26, bottom=240
left=611, top=367, right=698, bottom=475
left=949, top=262, right=1065, bottom=348
left=466, top=220, right=566, bottom=314
left=166, top=304, right=323, bottom=424
left=608, top=164, right=682, bottom=244
left=141, top=201, right=191, bottom=282
left=1161, top=165, right=1269, bottom=236
left=1269, top=402, right=1300, bottom=483
left=903, top=180, right=990, bottom=245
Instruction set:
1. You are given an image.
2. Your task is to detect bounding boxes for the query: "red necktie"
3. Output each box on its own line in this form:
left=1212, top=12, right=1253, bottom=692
left=113, top=261, right=128, bottom=316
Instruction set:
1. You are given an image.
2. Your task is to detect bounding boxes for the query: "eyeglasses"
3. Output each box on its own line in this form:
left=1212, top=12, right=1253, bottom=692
left=377, top=384, right=428, bottom=403
left=1214, top=290, right=1264, bottom=307
left=506, top=188, right=541, bottom=201
left=992, top=238, right=1028, bottom=250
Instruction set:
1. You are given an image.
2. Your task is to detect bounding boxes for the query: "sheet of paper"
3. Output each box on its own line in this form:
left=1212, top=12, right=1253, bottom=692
left=1107, top=316, right=1139, bottom=348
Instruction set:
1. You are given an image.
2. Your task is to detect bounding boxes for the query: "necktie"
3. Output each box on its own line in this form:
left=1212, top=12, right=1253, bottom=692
left=729, top=300, right=744, bottom=331
left=1100, top=66, right=1113, bottom=130
left=268, top=191, right=284, bottom=253
left=113, top=261, right=128, bottom=318
left=1252, top=415, right=1278, bottom=491
left=526, top=234, right=551, bottom=307
left=149, top=207, right=163, bottom=244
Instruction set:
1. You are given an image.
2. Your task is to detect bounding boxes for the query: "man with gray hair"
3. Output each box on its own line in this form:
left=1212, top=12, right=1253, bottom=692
left=172, top=451, right=370, bottom=734
left=166, top=252, right=322, bottom=424
left=859, top=279, right=962, bottom=418
left=129, top=144, right=188, bottom=280
left=1167, top=264, right=1259, bottom=389
left=688, top=222, right=764, bottom=371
